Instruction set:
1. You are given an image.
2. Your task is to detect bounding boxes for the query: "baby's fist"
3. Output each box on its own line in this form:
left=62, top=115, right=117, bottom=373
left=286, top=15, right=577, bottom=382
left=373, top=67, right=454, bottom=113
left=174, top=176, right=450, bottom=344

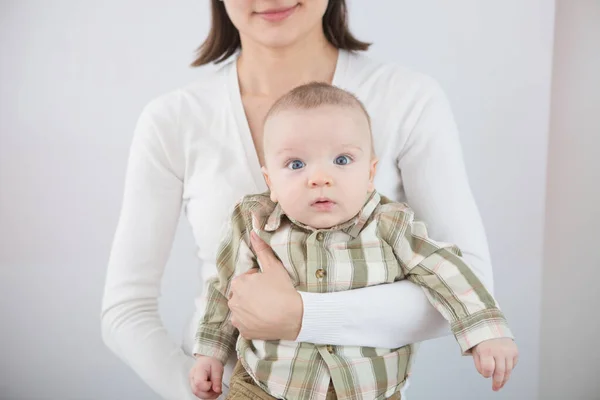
left=472, top=338, right=518, bottom=391
left=189, top=356, right=224, bottom=399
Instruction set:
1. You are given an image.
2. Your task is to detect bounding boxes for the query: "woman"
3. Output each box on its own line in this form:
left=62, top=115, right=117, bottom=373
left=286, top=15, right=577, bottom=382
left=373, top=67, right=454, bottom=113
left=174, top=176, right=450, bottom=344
left=101, top=1, right=495, bottom=399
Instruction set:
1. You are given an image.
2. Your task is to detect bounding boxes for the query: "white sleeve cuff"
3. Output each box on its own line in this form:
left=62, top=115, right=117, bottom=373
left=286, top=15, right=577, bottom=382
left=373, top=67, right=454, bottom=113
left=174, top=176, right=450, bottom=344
left=296, top=291, right=349, bottom=345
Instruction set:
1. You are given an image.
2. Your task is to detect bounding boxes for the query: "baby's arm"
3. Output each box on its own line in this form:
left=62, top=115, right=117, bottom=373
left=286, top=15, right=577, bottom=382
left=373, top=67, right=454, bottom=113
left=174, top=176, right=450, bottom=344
left=191, top=202, right=256, bottom=397
left=384, top=206, right=517, bottom=389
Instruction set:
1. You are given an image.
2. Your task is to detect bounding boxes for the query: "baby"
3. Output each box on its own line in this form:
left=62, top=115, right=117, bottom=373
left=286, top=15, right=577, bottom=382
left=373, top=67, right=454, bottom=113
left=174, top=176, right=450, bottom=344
left=190, top=82, right=517, bottom=400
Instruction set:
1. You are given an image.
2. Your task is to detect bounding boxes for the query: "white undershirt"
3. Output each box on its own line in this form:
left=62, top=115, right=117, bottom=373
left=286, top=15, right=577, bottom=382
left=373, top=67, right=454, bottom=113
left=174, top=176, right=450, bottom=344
left=101, top=50, right=494, bottom=400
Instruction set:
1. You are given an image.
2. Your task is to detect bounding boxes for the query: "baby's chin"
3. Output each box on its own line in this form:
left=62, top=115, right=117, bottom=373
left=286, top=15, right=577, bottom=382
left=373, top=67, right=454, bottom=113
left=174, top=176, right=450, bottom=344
left=295, top=214, right=353, bottom=230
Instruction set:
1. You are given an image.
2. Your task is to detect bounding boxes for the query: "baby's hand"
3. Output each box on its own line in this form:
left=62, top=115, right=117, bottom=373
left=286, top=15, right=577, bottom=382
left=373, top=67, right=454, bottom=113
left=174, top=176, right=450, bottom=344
left=189, top=355, right=224, bottom=399
left=472, top=338, right=519, bottom=391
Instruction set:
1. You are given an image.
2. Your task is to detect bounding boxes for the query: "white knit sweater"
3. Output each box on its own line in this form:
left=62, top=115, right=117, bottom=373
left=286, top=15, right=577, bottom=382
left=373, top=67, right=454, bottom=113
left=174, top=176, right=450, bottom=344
left=101, top=50, right=493, bottom=400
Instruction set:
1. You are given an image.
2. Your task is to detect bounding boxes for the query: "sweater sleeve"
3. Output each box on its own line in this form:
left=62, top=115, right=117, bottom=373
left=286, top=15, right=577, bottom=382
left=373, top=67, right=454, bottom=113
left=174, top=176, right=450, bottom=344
left=297, top=77, right=493, bottom=349
left=397, top=77, right=494, bottom=292
left=100, top=97, right=198, bottom=400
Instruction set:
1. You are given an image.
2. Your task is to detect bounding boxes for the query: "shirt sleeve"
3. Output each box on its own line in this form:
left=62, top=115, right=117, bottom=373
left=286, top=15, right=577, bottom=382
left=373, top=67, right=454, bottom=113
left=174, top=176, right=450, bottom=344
left=193, top=202, right=256, bottom=365
left=101, top=96, right=200, bottom=400
left=385, top=208, right=514, bottom=354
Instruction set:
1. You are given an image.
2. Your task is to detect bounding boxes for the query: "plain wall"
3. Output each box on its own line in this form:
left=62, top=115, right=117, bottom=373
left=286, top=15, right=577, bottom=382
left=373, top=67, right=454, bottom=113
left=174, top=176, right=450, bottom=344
left=539, top=2, right=600, bottom=399
left=0, top=1, right=555, bottom=399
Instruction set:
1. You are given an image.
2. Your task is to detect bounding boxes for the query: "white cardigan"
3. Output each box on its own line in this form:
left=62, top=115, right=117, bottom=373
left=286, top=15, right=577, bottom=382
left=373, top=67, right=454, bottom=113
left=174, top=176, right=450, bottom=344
left=101, top=50, right=494, bottom=400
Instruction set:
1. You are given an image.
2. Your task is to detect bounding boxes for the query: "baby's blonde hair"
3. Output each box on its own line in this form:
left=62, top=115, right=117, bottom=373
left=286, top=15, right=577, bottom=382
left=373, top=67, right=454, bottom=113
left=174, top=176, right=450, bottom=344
left=264, top=82, right=375, bottom=157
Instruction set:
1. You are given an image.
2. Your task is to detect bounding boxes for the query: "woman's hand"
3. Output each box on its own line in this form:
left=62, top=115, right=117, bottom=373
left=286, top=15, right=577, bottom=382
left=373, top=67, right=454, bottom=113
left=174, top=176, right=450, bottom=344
left=228, top=231, right=303, bottom=341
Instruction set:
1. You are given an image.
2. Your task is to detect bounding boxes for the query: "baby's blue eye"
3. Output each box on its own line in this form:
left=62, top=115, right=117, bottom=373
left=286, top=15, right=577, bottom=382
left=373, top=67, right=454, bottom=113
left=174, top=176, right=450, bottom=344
left=334, top=155, right=352, bottom=165
left=287, top=160, right=305, bottom=170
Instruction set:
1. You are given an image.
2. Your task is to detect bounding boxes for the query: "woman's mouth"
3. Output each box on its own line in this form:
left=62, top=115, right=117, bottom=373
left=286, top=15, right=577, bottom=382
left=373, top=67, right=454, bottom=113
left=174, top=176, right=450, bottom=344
left=254, top=4, right=299, bottom=22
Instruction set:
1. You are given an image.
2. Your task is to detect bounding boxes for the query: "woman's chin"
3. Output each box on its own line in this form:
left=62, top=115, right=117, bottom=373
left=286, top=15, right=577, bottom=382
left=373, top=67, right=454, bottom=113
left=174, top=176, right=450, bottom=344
left=246, top=29, right=304, bottom=50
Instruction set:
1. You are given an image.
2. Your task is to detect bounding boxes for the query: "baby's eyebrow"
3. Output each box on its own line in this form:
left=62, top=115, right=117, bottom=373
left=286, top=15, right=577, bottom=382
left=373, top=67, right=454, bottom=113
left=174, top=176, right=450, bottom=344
left=340, top=144, right=364, bottom=153
left=273, top=144, right=365, bottom=156
left=275, top=148, right=298, bottom=156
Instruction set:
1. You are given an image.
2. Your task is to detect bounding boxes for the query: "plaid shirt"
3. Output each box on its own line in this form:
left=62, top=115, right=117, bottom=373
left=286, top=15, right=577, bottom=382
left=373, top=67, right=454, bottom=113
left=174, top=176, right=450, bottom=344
left=194, top=191, right=513, bottom=400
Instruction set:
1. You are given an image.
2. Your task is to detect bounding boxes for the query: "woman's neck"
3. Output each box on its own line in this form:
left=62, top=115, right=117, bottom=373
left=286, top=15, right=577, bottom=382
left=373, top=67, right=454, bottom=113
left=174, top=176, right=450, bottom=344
left=237, top=29, right=339, bottom=98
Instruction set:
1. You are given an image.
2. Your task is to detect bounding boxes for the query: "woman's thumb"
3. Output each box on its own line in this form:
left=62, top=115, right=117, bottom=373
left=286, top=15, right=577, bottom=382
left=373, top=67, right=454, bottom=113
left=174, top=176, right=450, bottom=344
left=251, top=231, right=277, bottom=269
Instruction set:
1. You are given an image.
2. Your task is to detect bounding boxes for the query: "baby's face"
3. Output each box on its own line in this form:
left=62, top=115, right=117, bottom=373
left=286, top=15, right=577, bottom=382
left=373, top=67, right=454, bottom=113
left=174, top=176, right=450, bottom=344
left=262, top=105, right=377, bottom=229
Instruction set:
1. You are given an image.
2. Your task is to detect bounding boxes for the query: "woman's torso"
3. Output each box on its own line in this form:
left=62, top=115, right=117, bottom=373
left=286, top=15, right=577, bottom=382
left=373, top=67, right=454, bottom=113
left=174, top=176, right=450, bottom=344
left=150, top=50, right=436, bottom=351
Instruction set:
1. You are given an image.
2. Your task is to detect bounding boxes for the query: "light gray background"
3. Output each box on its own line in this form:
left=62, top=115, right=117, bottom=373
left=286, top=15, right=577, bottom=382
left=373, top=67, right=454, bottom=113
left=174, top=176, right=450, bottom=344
left=539, top=1, right=600, bottom=399
left=0, top=1, right=597, bottom=399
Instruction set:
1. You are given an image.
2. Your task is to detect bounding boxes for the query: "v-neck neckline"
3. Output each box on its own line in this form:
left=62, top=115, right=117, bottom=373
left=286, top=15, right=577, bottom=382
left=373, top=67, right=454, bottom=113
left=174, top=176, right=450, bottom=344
left=226, top=49, right=350, bottom=192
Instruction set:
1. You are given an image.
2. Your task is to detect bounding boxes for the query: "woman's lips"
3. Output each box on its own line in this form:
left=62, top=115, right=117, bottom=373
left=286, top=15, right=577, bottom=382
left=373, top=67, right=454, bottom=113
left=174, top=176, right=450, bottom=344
left=255, top=4, right=299, bottom=22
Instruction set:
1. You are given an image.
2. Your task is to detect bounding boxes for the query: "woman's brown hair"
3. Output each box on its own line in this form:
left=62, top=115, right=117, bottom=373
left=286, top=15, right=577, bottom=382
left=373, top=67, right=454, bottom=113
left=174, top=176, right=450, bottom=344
left=191, top=0, right=371, bottom=67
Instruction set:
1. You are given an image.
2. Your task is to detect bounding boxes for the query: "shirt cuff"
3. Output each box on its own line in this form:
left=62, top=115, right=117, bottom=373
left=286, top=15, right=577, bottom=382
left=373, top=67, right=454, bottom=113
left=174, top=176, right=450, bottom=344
left=296, top=291, right=348, bottom=345
left=451, top=308, right=514, bottom=354
left=193, top=326, right=237, bottom=365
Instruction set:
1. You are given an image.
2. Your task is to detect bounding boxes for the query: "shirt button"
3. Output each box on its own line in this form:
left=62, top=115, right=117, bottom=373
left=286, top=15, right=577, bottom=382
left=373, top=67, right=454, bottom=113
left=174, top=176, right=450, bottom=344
left=316, top=232, right=324, bottom=241
left=326, top=345, right=334, bottom=354
left=315, top=269, right=326, bottom=279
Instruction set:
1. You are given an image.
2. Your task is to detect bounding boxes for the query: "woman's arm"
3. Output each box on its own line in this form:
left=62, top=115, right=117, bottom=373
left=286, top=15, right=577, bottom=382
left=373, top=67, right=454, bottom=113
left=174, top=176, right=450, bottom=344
left=297, top=281, right=450, bottom=348
left=101, top=97, right=197, bottom=400
left=232, top=77, right=493, bottom=350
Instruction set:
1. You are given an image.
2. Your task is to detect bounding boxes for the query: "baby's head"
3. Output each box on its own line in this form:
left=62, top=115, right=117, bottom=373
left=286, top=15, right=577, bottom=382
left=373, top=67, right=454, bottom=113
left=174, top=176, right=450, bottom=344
left=261, top=82, right=378, bottom=229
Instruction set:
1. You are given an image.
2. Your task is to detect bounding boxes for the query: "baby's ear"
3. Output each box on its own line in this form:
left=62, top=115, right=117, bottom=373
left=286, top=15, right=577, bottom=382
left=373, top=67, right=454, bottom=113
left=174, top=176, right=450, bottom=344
left=269, top=191, right=278, bottom=203
left=261, top=166, right=271, bottom=187
left=261, top=166, right=277, bottom=202
left=368, top=157, right=379, bottom=191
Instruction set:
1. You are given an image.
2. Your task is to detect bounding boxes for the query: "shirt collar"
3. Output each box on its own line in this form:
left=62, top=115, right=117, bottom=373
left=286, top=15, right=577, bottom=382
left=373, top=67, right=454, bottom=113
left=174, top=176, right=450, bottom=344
left=264, top=191, right=381, bottom=238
